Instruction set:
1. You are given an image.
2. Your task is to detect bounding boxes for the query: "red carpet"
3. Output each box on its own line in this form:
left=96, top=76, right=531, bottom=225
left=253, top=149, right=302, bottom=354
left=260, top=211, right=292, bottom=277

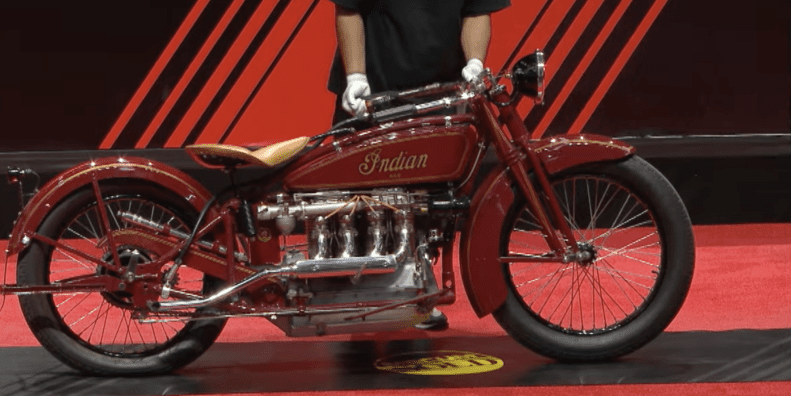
left=1, top=223, right=789, bottom=395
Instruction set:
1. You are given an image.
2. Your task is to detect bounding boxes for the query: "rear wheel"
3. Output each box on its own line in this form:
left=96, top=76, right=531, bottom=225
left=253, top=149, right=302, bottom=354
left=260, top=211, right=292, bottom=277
left=493, top=156, right=694, bottom=361
left=17, top=181, right=226, bottom=375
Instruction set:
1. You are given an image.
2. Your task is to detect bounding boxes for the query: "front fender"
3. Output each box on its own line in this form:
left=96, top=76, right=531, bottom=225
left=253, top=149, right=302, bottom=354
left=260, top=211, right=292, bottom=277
left=6, top=156, right=213, bottom=256
left=460, top=134, right=634, bottom=317
left=531, top=133, right=634, bottom=174
left=460, top=165, right=512, bottom=318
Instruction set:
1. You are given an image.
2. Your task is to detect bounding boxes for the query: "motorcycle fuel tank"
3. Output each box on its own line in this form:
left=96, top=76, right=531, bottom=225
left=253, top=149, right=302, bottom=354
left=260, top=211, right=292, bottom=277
left=285, top=117, right=477, bottom=190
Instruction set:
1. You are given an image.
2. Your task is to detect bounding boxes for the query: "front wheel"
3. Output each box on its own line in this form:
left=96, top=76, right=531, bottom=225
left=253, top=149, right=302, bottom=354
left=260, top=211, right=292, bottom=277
left=493, top=156, right=694, bottom=361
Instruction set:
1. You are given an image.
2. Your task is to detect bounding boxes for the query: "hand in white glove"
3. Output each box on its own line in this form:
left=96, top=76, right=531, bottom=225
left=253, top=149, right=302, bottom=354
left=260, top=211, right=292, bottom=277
left=342, top=73, right=371, bottom=116
left=461, top=58, right=484, bottom=82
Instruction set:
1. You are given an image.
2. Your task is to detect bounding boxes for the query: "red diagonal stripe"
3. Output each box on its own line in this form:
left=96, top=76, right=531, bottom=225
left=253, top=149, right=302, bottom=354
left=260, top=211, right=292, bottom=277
left=165, top=0, right=278, bottom=148
left=512, top=0, right=578, bottom=124
left=533, top=0, right=633, bottom=139
left=540, top=0, right=605, bottom=94
left=569, top=0, right=669, bottom=134
left=98, top=0, right=210, bottom=149
left=135, top=0, right=245, bottom=149
left=195, top=1, right=315, bottom=145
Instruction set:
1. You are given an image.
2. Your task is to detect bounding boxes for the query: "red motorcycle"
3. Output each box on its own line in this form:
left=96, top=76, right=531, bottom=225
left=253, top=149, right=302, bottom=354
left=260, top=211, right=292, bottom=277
left=2, top=51, right=694, bottom=375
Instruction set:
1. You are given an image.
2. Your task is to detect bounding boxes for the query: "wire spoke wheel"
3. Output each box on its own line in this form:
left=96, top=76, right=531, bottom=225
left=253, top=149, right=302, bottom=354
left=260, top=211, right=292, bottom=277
left=51, top=197, right=204, bottom=355
left=17, top=181, right=226, bottom=375
left=493, top=157, right=694, bottom=361
left=507, top=175, right=661, bottom=334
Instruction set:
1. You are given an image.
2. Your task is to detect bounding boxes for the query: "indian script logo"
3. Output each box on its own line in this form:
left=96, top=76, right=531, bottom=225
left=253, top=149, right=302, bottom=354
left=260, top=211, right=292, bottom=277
left=358, top=149, right=428, bottom=176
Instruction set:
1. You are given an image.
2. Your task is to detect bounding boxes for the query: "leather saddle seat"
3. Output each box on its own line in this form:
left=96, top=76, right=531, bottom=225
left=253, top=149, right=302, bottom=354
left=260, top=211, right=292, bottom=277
left=185, top=136, right=309, bottom=169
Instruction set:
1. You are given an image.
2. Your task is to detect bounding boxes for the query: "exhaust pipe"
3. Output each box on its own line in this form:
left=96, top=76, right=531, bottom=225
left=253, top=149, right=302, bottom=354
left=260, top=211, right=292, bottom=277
left=151, top=255, right=398, bottom=312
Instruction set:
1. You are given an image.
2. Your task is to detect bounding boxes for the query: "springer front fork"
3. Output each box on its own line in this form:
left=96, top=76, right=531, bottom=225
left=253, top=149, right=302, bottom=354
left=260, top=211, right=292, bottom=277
left=474, top=95, right=580, bottom=261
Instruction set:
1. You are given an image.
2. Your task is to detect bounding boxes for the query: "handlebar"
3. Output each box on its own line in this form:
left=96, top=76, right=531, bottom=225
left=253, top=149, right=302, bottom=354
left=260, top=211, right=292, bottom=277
left=360, top=81, right=463, bottom=109
left=325, top=72, right=499, bottom=133
left=361, top=73, right=498, bottom=123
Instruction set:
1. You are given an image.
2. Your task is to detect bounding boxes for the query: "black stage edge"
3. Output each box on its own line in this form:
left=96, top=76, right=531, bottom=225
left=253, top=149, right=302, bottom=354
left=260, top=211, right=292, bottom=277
left=1, top=329, right=790, bottom=395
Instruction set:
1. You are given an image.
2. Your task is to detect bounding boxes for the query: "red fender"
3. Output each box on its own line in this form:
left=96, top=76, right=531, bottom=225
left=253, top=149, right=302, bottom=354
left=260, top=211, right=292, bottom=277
left=529, top=133, right=635, bottom=174
left=460, top=134, right=634, bottom=317
left=6, top=156, right=214, bottom=256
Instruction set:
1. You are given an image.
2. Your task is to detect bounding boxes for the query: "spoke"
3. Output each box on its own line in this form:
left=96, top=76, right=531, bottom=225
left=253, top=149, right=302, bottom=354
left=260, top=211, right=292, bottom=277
left=121, top=313, right=133, bottom=350
left=587, top=182, right=618, bottom=232
left=592, top=262, right=657, bottom=284
left=86, top=299, right=110, bottom=343
left=599, top=203, right=649, bottom=246
left=585, top=266, right=630, bottom=317
left=107, top=203, right=123, bottom=231
left=597, top=257, right=646, bottom=309
left=596, top=258, right=656, bottom=294
left=558, top=181, right=585, bottom=236
left=599, top=248, right=661, bottom=269
left=68, top=300, right=104, bottom=331
left=69, top=217, right=99, bottom=241
left=61, top=226, right=96, bottom=246
left=597, top=232, right=660, bottom=262
left=515, top=217, right=542, bottom=231
left=132, top=317, right=149, bottom=351
left=99, top=301, right=112, bottom=346
left=514, top=264, right=572, bottom=289
left=591, top=265, right=619, bottom=328
left=573, top=265, right=582, bottom=329
left=589, top=219, right=655, bottom=245
left=51, top=248, right=96, bottom=273
left=542, top=268, right=575, bottom=321
left=526, top=265, right=569, bottom=311
left=57, top=293, right=93, bottom=320
left=54, top=292, right=82, bottom=309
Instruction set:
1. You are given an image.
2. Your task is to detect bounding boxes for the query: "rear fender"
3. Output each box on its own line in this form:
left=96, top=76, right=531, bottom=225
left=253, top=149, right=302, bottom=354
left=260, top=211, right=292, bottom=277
left=460, top=134, right=634, bottom=317
left=6, top=156, right=214, bottom=256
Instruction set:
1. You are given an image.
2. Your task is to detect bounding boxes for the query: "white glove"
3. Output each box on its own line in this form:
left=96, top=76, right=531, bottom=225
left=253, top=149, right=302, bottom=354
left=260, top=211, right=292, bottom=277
left=461, top=58, right=484, bottom=82
left=342, top=73, right=371, bottom=116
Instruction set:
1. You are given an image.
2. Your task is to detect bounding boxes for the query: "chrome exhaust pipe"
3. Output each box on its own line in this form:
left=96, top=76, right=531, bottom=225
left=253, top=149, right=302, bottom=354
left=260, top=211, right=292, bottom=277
left=152, top=255, right=398, bottom=312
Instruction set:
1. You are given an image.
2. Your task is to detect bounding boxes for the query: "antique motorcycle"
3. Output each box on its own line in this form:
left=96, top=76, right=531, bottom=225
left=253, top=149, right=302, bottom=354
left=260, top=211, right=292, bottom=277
left=1, top=51, right=694, bottom=376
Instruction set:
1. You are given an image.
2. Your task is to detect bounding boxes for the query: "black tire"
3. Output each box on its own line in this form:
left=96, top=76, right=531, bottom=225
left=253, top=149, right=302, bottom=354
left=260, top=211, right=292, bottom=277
left=493, top=156, right=694, bottom=361
left=17, top=181, right=227, bottom=375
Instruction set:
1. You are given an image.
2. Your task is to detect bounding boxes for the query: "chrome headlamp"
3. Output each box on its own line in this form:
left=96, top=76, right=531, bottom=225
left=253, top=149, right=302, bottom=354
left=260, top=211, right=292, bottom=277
left=511, top=50, right=545, bottom=104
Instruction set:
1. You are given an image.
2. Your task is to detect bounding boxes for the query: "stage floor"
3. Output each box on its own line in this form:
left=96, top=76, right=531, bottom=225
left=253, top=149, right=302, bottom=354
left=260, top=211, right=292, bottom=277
left=1, top=329, right=791, bottom=395
left=0, top=223, right=789, bottom=395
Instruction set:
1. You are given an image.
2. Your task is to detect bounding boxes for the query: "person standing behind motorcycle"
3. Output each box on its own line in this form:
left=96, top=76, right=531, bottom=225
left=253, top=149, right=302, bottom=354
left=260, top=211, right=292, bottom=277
left=328, top=0, right=511, bottom=329
left=328, top=0, right=511, bottom=123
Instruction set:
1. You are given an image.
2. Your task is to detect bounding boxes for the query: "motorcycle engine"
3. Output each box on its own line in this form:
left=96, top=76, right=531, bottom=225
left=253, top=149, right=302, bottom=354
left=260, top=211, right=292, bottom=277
left=256, top=189, right=441, bottom=307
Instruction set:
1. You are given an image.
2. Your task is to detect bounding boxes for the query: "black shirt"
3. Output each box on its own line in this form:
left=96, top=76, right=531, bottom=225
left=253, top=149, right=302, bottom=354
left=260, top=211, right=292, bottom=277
left=328, top=0, right=510, bottom=95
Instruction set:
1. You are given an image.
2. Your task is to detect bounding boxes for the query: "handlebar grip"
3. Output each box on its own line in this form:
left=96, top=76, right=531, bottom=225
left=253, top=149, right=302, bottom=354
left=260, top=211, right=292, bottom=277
left=361, top=91, right=399, bottom=108
left=371, top=104, right=417, bottom=123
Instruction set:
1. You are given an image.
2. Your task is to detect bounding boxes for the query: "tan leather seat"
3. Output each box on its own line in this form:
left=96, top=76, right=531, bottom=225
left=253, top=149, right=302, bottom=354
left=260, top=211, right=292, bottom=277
left=185, top=137, right=309, bottom=169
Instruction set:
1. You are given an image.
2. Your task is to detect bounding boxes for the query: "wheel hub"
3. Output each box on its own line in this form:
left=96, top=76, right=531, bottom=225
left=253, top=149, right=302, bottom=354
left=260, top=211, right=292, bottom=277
left=99, top=247, right=153, bottom=309
left=574, top=242, right=597, bottom=265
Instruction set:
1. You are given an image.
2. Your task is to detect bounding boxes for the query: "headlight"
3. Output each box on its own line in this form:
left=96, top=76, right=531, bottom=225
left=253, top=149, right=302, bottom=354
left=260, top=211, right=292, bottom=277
left=511, top=50, right=545, bottom=104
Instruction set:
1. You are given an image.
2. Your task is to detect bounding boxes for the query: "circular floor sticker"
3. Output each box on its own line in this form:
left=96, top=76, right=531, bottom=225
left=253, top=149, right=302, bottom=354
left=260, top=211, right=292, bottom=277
left=374, top=350, right=504, bottom=375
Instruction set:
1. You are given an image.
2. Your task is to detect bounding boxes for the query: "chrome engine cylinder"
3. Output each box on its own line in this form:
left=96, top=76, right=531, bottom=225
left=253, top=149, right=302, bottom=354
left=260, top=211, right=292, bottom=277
left=393, top=210, right=415, bottom=263
left=366, top=209, right=386, bottom=256
left=309, top=216, right=331, bottom=260
left=337, top=214, right=357, bottom=258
